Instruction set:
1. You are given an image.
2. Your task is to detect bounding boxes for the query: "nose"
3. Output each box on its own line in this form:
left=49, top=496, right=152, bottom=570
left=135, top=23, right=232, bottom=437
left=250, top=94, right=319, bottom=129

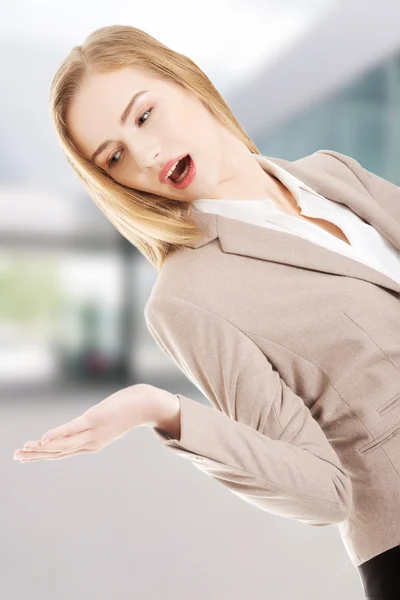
left=130, top=144, right=160, bottom=173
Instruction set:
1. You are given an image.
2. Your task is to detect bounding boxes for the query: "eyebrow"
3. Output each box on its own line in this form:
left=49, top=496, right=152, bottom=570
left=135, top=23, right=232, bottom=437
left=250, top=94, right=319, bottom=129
left=90, top=89, right=149, bottom=164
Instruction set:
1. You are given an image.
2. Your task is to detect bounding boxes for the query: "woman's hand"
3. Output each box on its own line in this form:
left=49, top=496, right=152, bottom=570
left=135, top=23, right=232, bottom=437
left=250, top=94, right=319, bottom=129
left=13, top=383, right=179, bottom=463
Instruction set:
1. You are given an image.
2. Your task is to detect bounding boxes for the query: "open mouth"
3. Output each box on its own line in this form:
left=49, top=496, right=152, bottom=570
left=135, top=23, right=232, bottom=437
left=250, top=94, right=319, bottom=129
left=168, top=154, right=191, bottom=184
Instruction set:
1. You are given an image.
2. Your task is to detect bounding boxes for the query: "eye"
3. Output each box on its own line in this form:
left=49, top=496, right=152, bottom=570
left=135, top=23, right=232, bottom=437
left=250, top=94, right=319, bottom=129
left=137, top=107, right=153, bottom=126
left=106, top=107, right=154, bottom=169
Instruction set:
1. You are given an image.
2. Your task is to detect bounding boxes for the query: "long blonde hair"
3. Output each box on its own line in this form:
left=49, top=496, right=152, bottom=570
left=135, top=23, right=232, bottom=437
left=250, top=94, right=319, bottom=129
left=49, top=25, right=260, bottom=271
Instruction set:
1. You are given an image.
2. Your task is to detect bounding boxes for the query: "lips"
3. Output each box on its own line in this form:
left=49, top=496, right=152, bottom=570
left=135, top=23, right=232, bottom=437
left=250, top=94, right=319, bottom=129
left=166, top=154, right=195, bottom=190
left=158, top=154, right=189, bottom=184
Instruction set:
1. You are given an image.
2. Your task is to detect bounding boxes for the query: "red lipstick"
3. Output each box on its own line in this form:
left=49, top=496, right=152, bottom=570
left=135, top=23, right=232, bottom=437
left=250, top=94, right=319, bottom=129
left=164, top=155, right=196, bottom=190
left=158, top=154, right=188, bottom=184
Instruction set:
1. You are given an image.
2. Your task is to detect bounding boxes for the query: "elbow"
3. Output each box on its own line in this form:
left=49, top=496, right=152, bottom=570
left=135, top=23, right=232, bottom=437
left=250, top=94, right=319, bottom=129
left=332, top=501, right=352, bottom=525
left=332, top=471, right=353, bottom=523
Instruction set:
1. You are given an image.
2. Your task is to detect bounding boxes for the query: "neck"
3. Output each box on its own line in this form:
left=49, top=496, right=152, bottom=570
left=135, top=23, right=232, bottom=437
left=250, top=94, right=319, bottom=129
left=211, top=132, right=286, bottom=202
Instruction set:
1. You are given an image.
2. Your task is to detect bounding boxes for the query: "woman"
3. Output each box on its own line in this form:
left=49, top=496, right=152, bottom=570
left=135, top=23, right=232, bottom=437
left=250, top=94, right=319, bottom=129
left=14, top=25, right=400, bottom=598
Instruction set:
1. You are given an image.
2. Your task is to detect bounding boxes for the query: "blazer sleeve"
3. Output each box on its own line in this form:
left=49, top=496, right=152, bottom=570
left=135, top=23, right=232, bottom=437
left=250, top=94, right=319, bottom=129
left=144, top=295, right=353, bottom=527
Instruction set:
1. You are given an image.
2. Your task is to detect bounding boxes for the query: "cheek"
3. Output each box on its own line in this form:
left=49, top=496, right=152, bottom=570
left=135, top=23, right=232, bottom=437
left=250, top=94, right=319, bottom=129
left=169, top=104, right=206, bottom=139
left=115, top=166, right=147, bottom=191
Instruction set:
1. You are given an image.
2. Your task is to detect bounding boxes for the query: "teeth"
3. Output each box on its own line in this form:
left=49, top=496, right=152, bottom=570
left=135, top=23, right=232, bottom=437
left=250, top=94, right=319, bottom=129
left=165, top=159, right=181, bottom=180
left=175, top=160, right=190, bottom=183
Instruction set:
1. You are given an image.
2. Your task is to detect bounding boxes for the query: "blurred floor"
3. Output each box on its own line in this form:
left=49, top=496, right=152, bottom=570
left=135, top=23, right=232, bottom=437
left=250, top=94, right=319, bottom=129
left=3, top=383, right=365, bottom=600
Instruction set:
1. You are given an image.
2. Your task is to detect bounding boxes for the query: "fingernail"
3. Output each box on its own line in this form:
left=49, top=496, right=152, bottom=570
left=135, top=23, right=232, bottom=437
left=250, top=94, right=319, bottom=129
left=41, top=439, right=51, bottom=446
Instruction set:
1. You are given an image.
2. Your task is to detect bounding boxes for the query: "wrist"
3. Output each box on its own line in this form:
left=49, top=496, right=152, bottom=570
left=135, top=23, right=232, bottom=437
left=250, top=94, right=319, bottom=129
left=142, top=385, right=181, bottom=439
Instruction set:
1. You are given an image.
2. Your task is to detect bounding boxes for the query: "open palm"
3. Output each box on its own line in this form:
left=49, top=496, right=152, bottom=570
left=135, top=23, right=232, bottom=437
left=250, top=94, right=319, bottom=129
left=13, top=384, right=153, bottom=463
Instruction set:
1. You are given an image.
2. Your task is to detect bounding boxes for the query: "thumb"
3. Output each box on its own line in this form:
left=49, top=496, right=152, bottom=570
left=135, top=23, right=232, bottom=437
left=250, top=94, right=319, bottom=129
left=40, top=413, right=91, bottom=445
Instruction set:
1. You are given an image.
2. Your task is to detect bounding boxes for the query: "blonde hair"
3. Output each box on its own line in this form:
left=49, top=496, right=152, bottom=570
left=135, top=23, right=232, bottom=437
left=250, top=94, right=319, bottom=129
left=49, top=24, right=260, bottom=271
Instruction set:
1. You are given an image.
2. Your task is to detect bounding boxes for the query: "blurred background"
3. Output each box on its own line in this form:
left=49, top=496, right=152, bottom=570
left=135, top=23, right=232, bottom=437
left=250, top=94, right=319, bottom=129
left=2, top=0, right=400, bottom=598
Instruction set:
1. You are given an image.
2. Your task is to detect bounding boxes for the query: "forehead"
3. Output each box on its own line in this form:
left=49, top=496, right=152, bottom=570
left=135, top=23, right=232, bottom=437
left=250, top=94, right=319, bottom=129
left=66, top=67, right=170, bottom=159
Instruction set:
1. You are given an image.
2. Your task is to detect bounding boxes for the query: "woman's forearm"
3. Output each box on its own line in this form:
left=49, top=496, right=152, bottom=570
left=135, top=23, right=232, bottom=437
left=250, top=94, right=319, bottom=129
left=144, top=385, right=181, bottom=439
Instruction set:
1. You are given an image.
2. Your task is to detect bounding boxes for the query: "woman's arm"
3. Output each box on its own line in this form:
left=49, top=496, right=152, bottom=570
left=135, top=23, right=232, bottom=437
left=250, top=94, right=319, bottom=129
left=145, top=386, right=181, bottom=440
left=145, top=295, right=353, bottom=527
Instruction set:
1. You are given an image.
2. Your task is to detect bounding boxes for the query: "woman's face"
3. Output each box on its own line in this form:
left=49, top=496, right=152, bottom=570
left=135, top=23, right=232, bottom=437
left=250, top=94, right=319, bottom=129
left=67, top=66, right=230, bottom=202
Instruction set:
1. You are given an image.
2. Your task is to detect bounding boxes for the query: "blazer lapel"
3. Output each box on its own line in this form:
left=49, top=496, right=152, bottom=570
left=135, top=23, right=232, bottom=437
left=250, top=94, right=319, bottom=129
left=184, top=154, right=400, bottom=295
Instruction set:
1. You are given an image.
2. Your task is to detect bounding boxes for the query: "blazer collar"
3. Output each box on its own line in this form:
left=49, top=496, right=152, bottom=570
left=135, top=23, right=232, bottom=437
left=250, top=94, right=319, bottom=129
left=182, top=154, right=400, bottom=295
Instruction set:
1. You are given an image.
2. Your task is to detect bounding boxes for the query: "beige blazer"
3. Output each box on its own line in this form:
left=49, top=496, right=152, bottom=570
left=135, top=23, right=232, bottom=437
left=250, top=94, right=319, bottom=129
left=144, top=149, right=400, bottom=568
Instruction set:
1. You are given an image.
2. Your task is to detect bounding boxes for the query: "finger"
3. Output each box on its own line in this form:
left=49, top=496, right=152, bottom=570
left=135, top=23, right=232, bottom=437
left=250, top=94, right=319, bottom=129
left=20, top=430, right=93, bottom=457
left=15, top=441, right=87, bottom=460
left=20, top=447, right=93, bottom=462
left=44, top=431, right=92, bottom=453
left=39, top=413, right=93, bottom=445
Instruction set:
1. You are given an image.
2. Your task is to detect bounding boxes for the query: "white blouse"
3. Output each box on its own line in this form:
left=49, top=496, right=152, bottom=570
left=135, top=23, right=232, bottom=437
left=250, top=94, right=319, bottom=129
left=192, top=154, right=400, bottom=284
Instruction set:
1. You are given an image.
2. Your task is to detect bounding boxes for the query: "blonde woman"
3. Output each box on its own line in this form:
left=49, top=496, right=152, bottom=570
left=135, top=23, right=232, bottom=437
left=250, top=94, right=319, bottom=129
left=14, top=25, right=400, bottom=598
